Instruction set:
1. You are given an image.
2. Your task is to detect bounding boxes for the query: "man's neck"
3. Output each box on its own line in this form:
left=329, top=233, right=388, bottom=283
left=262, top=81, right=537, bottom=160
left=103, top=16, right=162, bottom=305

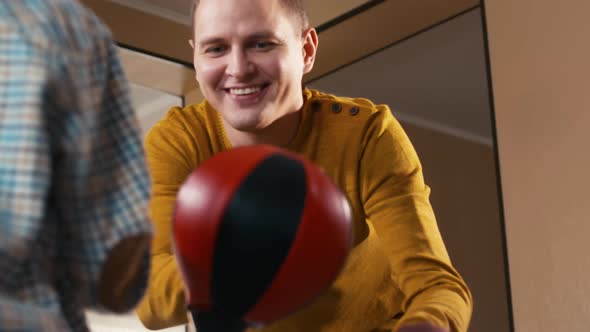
left=223, top=110, right=301, bottom=148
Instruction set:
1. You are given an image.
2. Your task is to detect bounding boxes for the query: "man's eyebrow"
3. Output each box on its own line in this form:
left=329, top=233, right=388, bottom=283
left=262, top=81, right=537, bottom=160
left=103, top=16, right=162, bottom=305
left=197, top=37, right=226, bottom=47
left=197, top=31, right=279, bottom=47
left=247, top=31, right=277, bottom=40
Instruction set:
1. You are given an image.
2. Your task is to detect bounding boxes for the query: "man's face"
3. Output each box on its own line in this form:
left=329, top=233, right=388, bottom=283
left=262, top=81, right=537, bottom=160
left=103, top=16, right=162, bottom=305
left=191, top=0, right=317, bottom=132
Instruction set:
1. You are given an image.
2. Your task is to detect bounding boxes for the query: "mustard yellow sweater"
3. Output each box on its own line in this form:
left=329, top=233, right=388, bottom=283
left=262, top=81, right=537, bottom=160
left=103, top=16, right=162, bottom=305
left=136, top=89, right=472, bottom=332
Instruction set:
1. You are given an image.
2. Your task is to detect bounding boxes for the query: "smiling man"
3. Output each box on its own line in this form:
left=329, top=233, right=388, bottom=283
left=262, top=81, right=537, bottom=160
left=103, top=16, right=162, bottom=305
left=136, top=0, right=473, bottom=331
left=189, top=0, right=314, bottom=148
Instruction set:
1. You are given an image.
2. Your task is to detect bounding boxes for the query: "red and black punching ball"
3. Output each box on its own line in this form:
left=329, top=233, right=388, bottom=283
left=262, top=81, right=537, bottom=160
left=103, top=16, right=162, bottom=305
left=172, top=145, right=353, bottom=332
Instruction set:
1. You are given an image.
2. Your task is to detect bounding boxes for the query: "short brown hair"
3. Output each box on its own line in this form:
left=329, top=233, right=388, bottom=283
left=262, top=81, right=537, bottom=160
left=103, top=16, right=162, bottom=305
left=189, top=0, right=310, bottom=37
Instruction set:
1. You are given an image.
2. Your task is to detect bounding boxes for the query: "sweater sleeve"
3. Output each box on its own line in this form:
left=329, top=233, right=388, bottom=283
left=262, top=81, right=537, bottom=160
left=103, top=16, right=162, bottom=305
left=359, top=105, right=473, bottom=332
left=136, top=120, right=195, bottom=329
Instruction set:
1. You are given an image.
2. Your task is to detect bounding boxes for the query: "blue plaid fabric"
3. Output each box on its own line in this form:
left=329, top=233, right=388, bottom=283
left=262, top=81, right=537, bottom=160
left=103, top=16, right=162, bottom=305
left=0, top=1, right=152, bottom=331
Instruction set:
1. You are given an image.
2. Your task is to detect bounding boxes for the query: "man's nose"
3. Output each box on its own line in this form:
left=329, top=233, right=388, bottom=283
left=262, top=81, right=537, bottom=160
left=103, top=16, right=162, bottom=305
left=226, top=49, right=254, bottom=79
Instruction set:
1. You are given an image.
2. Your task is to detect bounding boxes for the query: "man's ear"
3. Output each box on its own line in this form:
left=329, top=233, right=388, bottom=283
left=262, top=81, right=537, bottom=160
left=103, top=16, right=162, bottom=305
left=302, top=28, right=318, bottom=74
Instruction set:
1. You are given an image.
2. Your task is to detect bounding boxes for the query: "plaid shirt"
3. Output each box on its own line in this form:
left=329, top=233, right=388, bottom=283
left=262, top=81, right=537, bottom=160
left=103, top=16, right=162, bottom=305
left=0, top=1, right=152, bottom=331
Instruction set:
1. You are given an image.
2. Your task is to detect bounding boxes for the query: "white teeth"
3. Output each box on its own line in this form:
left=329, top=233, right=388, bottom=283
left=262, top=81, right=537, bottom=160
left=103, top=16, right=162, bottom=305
left=230, top=86, right=261, bottom=95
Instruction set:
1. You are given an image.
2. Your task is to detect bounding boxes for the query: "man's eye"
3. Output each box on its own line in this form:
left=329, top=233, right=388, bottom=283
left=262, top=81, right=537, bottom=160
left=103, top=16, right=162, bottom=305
left=254, top=41, right=275, bottom=50
left=205, top=46, right=226, bottom=54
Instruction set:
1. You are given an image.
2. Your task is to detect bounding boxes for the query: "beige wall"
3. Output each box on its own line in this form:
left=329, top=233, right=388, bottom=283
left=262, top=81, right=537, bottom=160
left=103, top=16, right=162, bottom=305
left=484, top=0, right=590, bottom=331
left=403, top=123, right=510, bottom=332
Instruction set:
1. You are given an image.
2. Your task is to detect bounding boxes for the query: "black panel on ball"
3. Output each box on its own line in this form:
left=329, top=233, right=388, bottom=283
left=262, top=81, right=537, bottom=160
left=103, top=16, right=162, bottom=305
left=211, top=153, right=307, bottom=317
